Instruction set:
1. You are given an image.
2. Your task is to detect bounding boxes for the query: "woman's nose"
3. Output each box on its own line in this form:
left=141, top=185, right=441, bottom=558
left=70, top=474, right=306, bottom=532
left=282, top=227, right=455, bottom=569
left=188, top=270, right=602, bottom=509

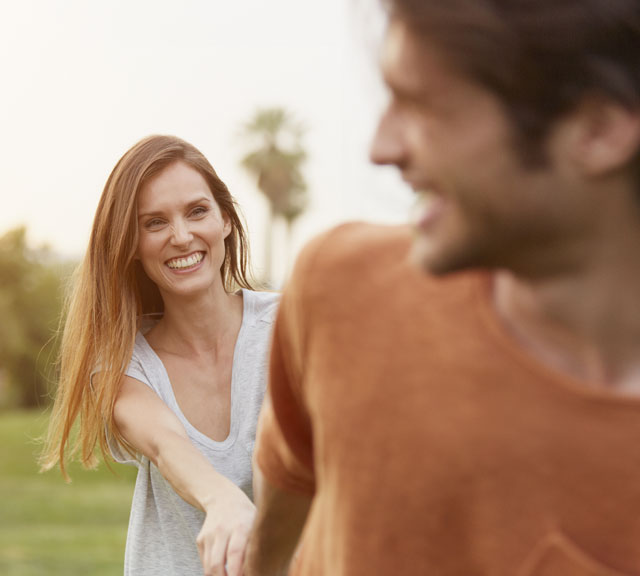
left=169, top=219, right=193, bottom=246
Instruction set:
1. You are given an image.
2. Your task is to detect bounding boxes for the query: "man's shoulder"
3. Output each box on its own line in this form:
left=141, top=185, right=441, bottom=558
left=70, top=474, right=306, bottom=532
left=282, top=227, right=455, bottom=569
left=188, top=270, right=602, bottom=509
left=295, top=221, right=412, bottom=276
left=291, top=221, right=484, bottom=303
left=327, top=220, right=411, bottom=246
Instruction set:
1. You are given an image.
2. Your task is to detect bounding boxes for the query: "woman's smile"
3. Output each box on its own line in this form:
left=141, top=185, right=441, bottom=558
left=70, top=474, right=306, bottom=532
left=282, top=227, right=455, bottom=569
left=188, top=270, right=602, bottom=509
left=166, top=251, right=206, bottom=271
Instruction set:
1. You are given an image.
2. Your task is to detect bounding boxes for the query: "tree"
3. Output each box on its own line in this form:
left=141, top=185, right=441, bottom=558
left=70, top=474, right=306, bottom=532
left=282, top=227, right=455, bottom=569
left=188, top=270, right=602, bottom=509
left=240, top=107, right=309, bottom=284
left=0, top=227, right=69, bottom=408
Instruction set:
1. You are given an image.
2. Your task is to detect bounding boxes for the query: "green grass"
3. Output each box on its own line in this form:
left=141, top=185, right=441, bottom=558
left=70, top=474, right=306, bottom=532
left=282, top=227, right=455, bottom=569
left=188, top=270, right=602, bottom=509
left=0, top=409, right=137, bottom=575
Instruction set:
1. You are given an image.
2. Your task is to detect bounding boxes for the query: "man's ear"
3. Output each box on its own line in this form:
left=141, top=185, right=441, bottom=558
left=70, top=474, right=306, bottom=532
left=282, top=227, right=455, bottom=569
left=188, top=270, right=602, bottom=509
left=572, top=98, right=640, bottom=176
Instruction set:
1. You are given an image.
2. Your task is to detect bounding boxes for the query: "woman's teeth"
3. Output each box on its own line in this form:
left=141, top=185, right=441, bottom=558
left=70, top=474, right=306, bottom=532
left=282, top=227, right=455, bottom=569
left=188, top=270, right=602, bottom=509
left=166, top=252, right=204, bottom=270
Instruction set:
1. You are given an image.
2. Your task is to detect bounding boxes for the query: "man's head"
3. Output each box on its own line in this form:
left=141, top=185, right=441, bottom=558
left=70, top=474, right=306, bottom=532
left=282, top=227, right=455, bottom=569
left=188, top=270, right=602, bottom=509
left=371, top=0, right=640, bottom=275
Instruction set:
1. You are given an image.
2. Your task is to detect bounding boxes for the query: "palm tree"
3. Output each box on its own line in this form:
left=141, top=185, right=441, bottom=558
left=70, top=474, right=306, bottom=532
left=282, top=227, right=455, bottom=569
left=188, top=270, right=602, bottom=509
left=240, top=107, right=308, bottom=284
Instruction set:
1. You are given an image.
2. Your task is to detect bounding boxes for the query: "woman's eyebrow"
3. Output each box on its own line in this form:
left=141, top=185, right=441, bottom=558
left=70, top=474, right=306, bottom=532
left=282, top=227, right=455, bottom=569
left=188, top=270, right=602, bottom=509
left=138, top=196, right=213, bottom=219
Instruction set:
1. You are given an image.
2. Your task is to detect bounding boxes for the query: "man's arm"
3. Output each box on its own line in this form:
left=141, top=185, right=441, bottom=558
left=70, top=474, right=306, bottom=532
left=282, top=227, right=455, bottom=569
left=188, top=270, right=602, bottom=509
left=244, top=470, right=312, bottom=576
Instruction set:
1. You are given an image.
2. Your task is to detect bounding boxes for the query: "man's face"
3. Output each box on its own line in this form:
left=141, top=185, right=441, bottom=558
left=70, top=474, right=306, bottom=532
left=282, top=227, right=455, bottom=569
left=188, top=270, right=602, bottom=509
left=370, top=19, right=583, bottom=275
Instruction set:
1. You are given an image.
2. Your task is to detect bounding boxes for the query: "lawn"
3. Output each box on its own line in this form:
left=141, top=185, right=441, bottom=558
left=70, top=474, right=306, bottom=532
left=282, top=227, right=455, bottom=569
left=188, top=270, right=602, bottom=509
left=0, top=409, right=137, bottom=575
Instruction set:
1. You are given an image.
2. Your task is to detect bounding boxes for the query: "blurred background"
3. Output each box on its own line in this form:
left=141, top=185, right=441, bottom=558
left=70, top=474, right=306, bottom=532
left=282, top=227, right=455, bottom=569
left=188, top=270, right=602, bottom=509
left=0, top=0, right=411, bottom=573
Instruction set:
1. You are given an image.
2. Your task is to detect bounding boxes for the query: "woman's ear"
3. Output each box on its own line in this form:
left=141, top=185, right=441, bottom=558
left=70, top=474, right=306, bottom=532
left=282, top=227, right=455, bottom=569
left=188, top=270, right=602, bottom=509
left=223, top=212, right=232, bottom=239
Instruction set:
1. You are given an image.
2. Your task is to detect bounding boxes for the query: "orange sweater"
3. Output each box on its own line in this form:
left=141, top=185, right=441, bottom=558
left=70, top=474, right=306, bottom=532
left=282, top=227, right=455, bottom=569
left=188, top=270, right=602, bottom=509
left=256, top=222, right=640, bottom=575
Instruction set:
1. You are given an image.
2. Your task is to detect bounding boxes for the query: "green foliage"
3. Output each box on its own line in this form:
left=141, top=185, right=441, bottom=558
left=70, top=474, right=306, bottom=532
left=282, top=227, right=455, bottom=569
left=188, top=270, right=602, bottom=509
left=240, top=107, right=310, bottom=282
left=0, top=409, right=136, bottom=575
left=0, top=227, right=72, bottom=408
left=240, top=107, right=309, bottom=221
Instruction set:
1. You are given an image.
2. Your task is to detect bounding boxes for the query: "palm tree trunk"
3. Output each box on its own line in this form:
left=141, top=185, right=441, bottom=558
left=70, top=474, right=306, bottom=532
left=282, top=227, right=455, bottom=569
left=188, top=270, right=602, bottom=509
left=264, top=203, right=274, bottom=287
left=284, top=218, right=294, bottom=281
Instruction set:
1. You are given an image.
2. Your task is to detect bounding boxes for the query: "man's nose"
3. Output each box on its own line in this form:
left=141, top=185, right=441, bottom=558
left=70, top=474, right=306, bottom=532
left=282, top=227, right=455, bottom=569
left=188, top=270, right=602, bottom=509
left=369, top=106, right=406, bottom=167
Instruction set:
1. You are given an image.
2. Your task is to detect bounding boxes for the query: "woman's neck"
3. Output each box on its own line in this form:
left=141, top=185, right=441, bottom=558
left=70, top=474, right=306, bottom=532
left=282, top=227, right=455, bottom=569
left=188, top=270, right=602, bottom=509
left=147, top=284, right=244, bottom=359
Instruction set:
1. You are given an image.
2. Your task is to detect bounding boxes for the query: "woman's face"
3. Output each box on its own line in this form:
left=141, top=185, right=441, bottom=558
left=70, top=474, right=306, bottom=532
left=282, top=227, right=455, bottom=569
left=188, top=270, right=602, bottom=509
left=135, top=161, right=231, bottom=299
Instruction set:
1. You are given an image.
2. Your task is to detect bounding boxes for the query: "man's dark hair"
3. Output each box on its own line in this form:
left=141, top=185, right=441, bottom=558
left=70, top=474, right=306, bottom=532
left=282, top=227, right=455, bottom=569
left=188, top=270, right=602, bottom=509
left=385, top=0, right=640, bottom=166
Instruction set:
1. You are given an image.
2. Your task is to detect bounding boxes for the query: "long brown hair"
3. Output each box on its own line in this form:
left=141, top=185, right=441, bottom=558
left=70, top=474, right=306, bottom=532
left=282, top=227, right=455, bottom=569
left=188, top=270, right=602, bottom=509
left=40, top=135, right=255, bottom=478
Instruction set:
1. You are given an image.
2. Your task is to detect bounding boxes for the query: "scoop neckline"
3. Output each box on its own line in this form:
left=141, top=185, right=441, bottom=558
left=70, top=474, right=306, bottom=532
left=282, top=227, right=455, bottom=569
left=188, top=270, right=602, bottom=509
left=138, top=288, right=254, bottom=451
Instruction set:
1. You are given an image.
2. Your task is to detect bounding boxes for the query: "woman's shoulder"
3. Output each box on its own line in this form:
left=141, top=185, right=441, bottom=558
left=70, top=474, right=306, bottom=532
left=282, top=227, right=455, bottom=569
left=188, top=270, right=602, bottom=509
left=127, top=325, right=161, bottom=375
left=241, top=289, right=280, bottom=326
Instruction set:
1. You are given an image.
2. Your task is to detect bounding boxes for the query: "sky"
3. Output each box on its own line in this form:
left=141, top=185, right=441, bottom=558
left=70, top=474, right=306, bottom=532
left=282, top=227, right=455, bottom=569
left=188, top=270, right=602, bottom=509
left=0, top=0, right=412, bottom=285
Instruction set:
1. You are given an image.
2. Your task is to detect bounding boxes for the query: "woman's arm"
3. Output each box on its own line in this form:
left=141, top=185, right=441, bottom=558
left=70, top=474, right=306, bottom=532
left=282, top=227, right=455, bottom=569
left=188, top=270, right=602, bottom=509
left=114, top=375, right=255, bottom=576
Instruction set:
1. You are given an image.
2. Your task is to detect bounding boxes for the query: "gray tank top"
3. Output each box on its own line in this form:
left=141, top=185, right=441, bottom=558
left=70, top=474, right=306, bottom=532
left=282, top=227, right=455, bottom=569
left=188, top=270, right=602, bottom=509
left=111, top=289, right=279, bottom=575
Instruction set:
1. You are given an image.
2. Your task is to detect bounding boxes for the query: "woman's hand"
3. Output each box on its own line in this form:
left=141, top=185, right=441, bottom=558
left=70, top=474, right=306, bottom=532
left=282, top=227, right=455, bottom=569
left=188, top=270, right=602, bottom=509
left=197, top=485, right=256, bottom=576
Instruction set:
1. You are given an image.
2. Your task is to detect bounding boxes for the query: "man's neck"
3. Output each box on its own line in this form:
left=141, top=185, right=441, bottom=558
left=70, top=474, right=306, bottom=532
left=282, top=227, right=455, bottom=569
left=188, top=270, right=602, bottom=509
left=491, top=222, right=640, bottom=393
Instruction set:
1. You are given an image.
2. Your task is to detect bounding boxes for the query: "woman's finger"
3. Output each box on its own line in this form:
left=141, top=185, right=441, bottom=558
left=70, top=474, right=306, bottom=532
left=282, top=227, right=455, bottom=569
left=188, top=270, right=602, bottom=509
left=225, top=527, right=250, bottom=576
left=206, top=529, right=230, bottom=576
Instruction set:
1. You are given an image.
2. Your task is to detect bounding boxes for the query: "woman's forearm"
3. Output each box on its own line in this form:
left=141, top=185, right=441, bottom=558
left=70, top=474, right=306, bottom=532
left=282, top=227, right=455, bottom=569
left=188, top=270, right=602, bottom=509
left=153, top=428, right=248, bottom=511
left=114, top=376, right=255, bottom=576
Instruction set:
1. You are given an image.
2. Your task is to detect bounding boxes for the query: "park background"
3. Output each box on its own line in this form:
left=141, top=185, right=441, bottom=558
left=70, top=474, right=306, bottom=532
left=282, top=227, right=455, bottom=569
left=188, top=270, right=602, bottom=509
left=0, top=1, right=412, bottom=573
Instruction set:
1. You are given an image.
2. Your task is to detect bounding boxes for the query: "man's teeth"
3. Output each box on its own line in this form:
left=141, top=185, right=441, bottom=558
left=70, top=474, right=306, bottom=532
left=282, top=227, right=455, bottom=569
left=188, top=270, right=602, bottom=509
left=167, top=253, right=203, bottom=269
left=411, top=191, right=435, bottom=218
left=415, top=189, right=435, bottom=200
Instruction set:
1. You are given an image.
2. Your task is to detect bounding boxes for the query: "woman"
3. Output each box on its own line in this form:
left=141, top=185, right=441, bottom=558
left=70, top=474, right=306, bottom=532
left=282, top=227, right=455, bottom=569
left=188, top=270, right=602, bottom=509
left=41, top=135, right=279, bottom=576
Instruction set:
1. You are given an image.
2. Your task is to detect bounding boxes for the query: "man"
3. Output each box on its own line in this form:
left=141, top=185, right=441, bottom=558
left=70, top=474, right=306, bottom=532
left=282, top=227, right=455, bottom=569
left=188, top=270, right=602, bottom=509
left=245, top=0, right=640, bottom=574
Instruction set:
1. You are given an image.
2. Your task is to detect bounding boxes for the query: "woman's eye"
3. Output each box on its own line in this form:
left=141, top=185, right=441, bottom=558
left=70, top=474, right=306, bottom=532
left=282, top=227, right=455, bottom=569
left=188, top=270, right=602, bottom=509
left=145, top=218, right=165, bottom=229
left=190, top=206, right=208, bottom=217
